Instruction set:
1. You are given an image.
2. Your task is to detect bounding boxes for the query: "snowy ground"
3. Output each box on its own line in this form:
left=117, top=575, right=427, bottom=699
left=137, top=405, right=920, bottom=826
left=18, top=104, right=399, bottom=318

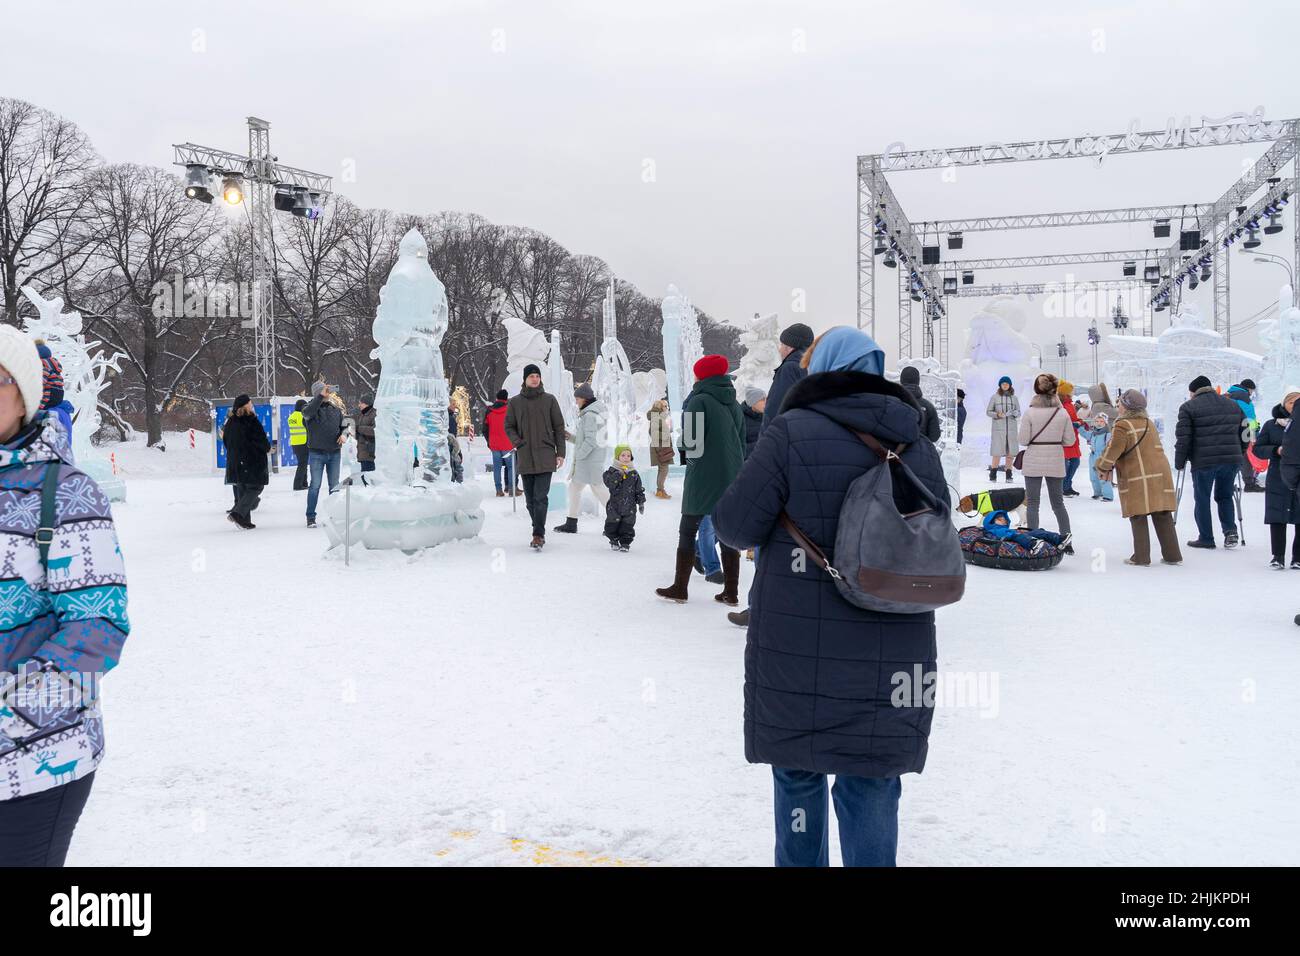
left=69, top=447, right=1300, bottom=866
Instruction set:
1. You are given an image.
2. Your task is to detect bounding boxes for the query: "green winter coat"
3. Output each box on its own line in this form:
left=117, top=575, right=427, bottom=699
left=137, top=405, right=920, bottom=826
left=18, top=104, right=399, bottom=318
left=504, top=385, right=567, bottom=475
left=680, top=374, right=745, bottom=516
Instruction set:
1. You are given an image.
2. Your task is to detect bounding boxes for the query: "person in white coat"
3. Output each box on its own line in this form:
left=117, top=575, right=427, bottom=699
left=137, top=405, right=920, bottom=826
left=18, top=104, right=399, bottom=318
left=554, top=383, right=610, bottom=533
left=1017, top=372, right=1076, bottom=549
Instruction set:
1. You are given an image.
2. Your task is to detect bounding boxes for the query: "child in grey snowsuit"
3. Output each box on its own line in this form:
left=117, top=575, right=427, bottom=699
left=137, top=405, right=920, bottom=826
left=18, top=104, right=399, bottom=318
left=602, top=445, right=646, bottom=551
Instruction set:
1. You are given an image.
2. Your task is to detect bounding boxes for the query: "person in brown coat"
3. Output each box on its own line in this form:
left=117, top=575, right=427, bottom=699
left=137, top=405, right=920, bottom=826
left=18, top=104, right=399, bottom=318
left=647, top=398, right=674, bottom=498
left=504, top=364, right=567, bottom=549
left=1094, top=389, right=1182, bottom=566
left=1017, top=372, right=1075, bottom=542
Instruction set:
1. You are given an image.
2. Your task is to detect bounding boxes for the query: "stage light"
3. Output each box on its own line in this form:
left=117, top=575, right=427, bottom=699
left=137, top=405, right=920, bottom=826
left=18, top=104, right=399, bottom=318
left=1243, top=227, right=1261, bottom=249
left=962, top=271, right=974, bottom=285
left=883, top=249, right=897, bottom=268
left=1143, top=265, right=1160, bottom=283
left=922, top=245, right=941, bottom=265
left=1123, top=260, right=1136, bottom=277
left=943, top=276, right=958, bottom=294
left=1264, top=212, right=1284, bottom=235
left=947, top=231, right=963, bottom=250
left=183, top=164, right=213, bottom=203
left=1200, top=263, right=1212, bottom=282
left=1153, top=218, right=1170, bottom=238
left=222, top=177, right=244, bottom=205
left=1179, top=230, right=1201, bottom=251
left=273, top=185, right=297, bottom=213
left=873, top=237, right=887, bottom=256
left=1154, top=300, right=1167, bottom=312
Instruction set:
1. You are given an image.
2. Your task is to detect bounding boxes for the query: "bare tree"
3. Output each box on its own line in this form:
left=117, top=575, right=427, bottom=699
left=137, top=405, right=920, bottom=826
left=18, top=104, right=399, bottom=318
left=0, top=97, right=98, bottom=325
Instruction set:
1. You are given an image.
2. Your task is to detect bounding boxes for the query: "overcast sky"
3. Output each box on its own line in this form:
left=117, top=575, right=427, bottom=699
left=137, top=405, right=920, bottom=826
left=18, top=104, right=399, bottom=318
left=5, top=0, right=1298, bottom=377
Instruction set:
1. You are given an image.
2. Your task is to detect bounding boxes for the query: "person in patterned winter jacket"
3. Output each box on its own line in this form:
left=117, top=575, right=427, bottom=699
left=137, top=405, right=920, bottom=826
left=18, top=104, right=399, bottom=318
left=601, top=445, right=646, bottom=551
left=0, top=326, right=129, bottom=866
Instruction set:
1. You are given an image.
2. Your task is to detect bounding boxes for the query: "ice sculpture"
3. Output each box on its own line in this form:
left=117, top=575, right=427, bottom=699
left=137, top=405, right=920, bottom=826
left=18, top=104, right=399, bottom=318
left=660, top=284, right=703, bottom=445
left=20, top=285, right=126, bottom=501
left=956, top=296, right=1039, bottom=464
left=1102, top=302, right=1263, bottom=461
left=592, top=279, right=638, bottom=446
left=323, top=229, right=483, bottom=551
left=733, top=312, right=781, bottom=397
left=632, top=368, right=667, bottom=420
left=1256, top=284, right=1300, bottom=414
left=498, top=316, right=554, bottom=398
left=548, top=328, right=577, bottom=430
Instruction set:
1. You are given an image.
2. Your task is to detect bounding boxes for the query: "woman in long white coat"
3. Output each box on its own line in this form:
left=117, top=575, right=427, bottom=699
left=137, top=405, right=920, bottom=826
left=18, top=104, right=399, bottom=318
left=554, top=383, right=609, bottom=533
left=986, top=376, right=1021, bottom=481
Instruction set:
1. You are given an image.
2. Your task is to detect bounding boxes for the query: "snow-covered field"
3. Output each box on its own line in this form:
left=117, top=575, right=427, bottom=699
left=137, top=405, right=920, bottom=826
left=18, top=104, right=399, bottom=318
left=69, top=448, right=1300, bottom=866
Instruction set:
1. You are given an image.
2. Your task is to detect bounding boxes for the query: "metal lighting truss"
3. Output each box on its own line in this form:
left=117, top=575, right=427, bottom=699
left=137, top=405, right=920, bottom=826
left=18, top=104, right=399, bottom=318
left=859, top=115, right=1300, bottom=355
left=949, top=278, right=1144, bottom=298
left=173, top=117, right=334, bottom=397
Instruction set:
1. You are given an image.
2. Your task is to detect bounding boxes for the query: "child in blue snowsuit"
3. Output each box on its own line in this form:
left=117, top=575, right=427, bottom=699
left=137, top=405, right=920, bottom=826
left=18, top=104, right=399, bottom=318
left=982, top=510, right=1071, bottom=555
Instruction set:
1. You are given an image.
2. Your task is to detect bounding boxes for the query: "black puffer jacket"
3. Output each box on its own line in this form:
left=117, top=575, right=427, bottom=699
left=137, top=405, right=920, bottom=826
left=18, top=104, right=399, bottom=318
left=762, top=348, right=807, bottom=428
left=1256, top=405, right=1300, bottom=523
left=713, top=371, right=944, bottom=779
left=223, top=412, right=271, bottom=486
left=602, top=464, right=646, bottom=518
left=741, top=403, right=763, bottom=458
left=1174, top=386, right=1246, bottom=470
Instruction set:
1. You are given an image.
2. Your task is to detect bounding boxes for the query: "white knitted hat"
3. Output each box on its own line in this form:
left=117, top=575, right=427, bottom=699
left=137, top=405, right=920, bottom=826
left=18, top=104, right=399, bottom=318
left=0, top=325, right=45, bottom=424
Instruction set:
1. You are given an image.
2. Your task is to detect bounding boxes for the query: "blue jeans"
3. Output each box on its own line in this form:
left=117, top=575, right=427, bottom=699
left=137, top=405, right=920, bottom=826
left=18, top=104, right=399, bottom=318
left=696, top=514, right=721, bottom=575
left=1191, top=462, right=1238, bottom=543
left=491, top=450, right=515, bottom=493
left=1007, top=528, right=1063, bottom=550
left=306, top=450, right=341, bottom=520
left=1088, top=432, right=1113, bottom=499
left=772, top=767, right=900, bottom=867
left=1063, top=455, right=1080, bottom=493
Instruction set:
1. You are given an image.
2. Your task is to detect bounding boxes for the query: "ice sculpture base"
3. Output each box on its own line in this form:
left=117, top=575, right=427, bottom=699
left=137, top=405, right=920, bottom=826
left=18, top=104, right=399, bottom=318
left=81, top=457, right=126, bottom=503
left=323, top=482, right=484, bottom=552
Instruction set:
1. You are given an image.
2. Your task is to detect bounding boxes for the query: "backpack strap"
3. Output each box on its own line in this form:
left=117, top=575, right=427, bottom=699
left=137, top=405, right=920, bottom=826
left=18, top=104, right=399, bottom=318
left=36, top=462, right=60, bottom=570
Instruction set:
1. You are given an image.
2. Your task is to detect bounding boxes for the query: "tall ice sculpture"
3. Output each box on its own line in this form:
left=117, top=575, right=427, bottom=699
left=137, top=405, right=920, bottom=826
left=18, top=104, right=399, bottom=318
left=324, top=229, right=484, bottom=550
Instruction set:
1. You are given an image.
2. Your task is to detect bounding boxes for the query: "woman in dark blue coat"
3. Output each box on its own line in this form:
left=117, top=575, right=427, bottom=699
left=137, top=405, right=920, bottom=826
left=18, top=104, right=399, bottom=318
left=1257, top=393, right=1300, bottom=567
left=713, top=326, right=945, bottom=867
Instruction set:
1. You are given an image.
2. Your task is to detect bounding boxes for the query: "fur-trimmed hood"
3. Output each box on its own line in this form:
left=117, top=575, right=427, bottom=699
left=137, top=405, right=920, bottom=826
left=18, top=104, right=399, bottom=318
left=782, top=370, right=922, bottom=446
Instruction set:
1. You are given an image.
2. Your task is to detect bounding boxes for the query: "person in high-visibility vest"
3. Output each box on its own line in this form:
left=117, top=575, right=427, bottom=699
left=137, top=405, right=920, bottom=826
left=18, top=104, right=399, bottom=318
left=287, top=399, right=309, bottom=490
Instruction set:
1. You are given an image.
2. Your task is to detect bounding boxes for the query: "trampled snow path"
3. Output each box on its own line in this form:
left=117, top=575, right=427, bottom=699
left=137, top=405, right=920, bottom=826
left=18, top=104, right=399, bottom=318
left=69, top=464, right=1299, bottom=865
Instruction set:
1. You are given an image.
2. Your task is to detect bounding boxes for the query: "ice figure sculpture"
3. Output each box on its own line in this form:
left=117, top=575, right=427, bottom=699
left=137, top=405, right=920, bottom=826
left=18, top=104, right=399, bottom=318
left=1256, top=284, right=1300, bottom=414
left=956, top=296, right=1039, bottom=464
left=548, top=328, right=577, bottom=430
left=1102, top=302, right=1263, bottom=462
left=21, top=285, right=127, bottom=501
left=632, top=369, right=667, bottom=420
left=733, top=312, right=781, bottom=397
left=660, top=284, right=703, bottom=445
left=498, top=317, right=553, bottom=399
left=592, top=279, right=638, bottom=446
left=323, top=229, right=483, bottom=551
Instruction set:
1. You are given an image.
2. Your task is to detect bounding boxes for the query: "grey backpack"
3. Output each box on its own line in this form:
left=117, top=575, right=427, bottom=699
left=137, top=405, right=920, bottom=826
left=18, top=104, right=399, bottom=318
left=779, top=427, right=966, bottom=614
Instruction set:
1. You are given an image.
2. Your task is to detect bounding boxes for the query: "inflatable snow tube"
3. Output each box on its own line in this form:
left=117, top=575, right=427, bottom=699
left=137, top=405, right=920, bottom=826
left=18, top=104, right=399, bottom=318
left=958, top=525, right=1064, bottom=571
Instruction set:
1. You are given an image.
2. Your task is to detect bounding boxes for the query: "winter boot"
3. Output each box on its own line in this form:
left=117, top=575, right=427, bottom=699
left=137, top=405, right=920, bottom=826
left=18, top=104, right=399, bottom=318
left=988, top=467, right=998, bottom=482
left=727, top=608, right=750, bottom=628
left=1005, top=468, right=1013, bottom=481
left=715, top=549, right=741, bottom=605
left=496, top=490, right=505, bottom=498
left=656, top=548, right=695, bottom=602
left=1224, top=531, right=1239, bottom=549
left=609, top=539, right=621, bottom=551
left=530, top=535, right=545, bottom=550
left=553, top=517, right=578, bottom=533
left=705, top=570, right=724, bottom=584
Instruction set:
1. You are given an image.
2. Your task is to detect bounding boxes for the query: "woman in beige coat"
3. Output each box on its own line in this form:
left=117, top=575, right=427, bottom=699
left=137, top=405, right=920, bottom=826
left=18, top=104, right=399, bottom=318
left=1018, top=372, right=1075, bottom=540
left=1094, top=389, right=1182, bottom=566
left=647, top=399, right=675, bottom=498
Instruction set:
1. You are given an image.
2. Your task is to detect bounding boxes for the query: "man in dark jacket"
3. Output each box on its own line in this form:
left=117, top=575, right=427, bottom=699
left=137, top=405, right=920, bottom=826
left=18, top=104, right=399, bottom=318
left=712, top=325, right=943, bottom=867
left=1175, top=375, right=1245, bottom=549
left=355, top=395, right=376, bottom=485
left=302, top=381, right=348, bottom=528
left=1254, top=394, right=1300, bottom=567
left=656, top=354, right=745, bottom=604
left=222, top=394, right=270, bottom=529
left=956, top=388, right=967, bottom=444
left=504, top=364, right=567, bottom=549
left=899, top=365, right=941, bottom=443
left=762, top=323, right=813, bottom=429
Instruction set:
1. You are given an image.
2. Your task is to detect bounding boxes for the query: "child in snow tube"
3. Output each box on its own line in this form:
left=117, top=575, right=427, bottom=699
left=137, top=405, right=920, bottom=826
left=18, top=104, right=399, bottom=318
left=959, top=510, right=1067, bottom=570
